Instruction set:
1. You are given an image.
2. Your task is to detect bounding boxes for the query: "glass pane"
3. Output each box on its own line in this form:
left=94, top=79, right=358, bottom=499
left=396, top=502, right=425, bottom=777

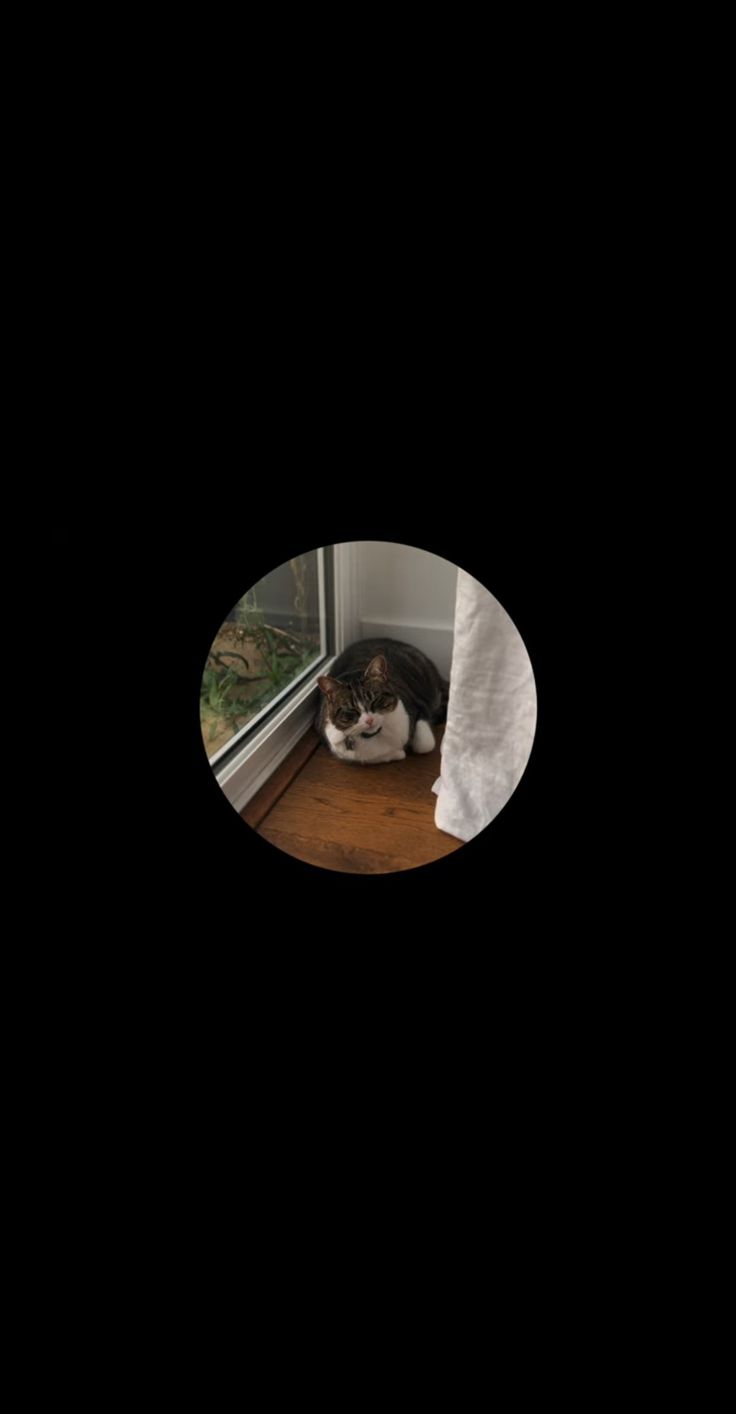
left=201, top=550, right=324, bottom=761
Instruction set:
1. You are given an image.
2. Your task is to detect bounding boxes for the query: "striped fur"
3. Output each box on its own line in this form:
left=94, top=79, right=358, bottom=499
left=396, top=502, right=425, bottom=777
left=316, top=638, right=449, bottom=765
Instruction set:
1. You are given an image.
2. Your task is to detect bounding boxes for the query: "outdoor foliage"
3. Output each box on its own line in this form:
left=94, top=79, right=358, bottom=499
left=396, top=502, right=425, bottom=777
left=200, top=562, right=317, bottom=748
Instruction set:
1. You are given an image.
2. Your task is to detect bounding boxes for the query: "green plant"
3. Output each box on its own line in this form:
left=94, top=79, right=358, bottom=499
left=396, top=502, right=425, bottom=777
left=201, top=584, right=319, bottom=746
left=232, top=590, right=264, bottom=636
left=202, top=665, right=238, bottom=713
left=290, top=555, right=308, bottom=628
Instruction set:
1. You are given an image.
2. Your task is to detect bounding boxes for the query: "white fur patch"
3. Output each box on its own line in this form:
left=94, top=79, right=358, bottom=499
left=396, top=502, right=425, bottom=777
left=412, top=719, right=435, bottom=754
left=325, top=700, right=411, bottom=765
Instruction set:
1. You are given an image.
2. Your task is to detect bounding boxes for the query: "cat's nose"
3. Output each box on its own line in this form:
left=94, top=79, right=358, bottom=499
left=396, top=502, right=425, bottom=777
left=365, top=715, right=374, bottom=726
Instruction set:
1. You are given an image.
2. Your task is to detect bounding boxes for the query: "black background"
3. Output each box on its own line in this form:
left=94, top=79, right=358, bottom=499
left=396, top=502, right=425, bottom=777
left=45, top=375, right=614, bottom=1039
left=134, top=488, right=590, bottom=921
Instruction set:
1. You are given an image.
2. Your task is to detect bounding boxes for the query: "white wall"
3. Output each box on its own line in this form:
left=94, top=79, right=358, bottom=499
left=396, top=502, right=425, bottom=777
left=353, top=541, right=457, bottom=678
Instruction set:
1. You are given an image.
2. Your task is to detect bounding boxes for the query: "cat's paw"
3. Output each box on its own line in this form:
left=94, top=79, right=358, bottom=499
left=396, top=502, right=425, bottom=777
left=386, top=749, right=406, bottom=762
left=412, top=721, right=435, bottom=753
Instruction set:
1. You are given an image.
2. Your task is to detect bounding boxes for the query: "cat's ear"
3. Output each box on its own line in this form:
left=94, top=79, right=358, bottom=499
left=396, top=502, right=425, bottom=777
left=365, top=655, right=388, bottom=682
left=318, top=675, right=341, bottom=696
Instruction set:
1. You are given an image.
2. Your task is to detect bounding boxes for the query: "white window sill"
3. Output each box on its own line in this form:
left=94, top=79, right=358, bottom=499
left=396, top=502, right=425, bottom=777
left=211, top=541, right=360, bottom=816
left=214, top=661, right=333, bottom=816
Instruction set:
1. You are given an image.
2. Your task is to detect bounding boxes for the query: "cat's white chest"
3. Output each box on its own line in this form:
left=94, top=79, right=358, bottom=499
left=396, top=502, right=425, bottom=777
left=326, top=701, right=410, bottom=764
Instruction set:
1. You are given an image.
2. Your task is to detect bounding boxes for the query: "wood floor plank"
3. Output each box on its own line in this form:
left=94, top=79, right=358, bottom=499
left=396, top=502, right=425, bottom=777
left=241, top=730, right=320, bottom=829
left=255, top=827, right=422, bottom=874
left=256, top=726, right=463, bottom=873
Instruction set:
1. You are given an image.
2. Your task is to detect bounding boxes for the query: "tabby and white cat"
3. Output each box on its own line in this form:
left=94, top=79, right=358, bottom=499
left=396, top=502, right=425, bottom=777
left=316, top=638, right=448, bottom=765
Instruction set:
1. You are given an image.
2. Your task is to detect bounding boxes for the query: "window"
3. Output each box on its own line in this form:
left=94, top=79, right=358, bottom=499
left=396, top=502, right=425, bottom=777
left=204, top=544, right=358, bottom=815
left=202, top=548, right=329, bottom=764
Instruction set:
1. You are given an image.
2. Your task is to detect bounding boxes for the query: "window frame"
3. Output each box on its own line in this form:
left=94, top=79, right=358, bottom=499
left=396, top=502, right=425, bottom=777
left=212, top=542, right=359, bottom=815
left=208, top=546, right=329, bottom=771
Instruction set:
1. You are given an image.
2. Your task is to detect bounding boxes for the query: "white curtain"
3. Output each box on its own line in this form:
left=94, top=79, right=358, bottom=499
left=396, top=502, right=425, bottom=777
left=433, top=571, right=537, bottom=842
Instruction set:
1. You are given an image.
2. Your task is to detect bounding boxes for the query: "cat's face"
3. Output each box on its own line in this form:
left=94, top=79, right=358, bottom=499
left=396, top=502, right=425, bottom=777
left=318, top=655, right=398, bottom=741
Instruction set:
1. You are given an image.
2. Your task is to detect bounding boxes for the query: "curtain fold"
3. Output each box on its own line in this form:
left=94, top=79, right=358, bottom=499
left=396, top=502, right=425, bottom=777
left=433, top=571, right=537, bottom=842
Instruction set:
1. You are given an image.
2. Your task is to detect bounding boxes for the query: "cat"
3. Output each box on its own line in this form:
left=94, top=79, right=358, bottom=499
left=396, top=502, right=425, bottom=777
left=316, top=638, right=449, bottom=765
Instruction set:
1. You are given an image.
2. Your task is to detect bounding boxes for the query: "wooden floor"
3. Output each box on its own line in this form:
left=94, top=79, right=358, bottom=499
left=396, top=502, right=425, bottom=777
left=243, top=727, right=463, bottom=874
